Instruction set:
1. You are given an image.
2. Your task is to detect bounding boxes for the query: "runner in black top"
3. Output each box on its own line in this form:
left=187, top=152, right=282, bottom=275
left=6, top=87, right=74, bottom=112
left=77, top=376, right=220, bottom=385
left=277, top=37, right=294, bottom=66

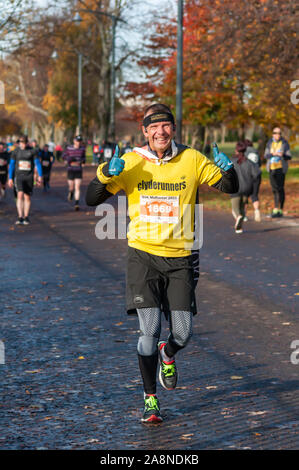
left=8, top=135, right=42, bottom=225
left=0, top=142, right=10, bottom=200
left=39, top=144, right=55, bottom=191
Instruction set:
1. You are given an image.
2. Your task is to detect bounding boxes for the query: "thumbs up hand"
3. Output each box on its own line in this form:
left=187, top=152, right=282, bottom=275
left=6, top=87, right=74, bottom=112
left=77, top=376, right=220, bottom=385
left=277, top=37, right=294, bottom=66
left=108, top=145, right=125, bottom=176
left=212, top=142, right=233, bottom=171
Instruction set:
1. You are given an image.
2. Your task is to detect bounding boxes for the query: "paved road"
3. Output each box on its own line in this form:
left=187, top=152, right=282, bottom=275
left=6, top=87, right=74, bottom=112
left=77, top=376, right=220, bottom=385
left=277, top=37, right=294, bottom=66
left=1, top=163, right=299, bottom=450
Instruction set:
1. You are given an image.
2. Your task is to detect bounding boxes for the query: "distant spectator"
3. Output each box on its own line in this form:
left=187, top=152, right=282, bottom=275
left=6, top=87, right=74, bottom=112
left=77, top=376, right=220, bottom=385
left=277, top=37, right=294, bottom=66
left=6, top=140, right=14, bottom=153
left=121, top=141, right=133, bottom=156
left=264, top=127, right=292, bottom=218
left=47, top=141, right=55, bottom=153
left=102, top=140, right=115, bottom=163
left=30, top=139, right=40, bottom=152
left=92, top=142, right=101, bottom=166
left=62, top=136, right=69, bottom=151
left=55, top=144, right=63, bottom=162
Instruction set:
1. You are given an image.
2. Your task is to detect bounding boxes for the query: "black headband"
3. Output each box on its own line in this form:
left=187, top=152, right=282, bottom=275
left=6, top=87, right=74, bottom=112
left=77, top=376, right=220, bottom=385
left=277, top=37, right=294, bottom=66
left=143, top=112, right=175, bottom=129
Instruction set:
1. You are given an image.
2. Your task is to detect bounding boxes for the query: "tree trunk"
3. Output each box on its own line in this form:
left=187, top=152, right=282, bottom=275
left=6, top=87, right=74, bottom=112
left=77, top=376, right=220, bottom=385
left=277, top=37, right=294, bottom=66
left=221, top=124, right=226, bottom=144
left=97, top=63, right=110, bottom=141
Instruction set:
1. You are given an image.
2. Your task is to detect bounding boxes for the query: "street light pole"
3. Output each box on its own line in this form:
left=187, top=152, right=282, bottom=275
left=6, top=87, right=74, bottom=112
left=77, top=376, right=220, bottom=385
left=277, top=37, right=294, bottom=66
left=176, top=0, right=183, bottom=143
left=77, top=52, right=82, bottom=135
left=109, top=16, right=116, bottom=141
left=74, top=12, right=83, bottom=135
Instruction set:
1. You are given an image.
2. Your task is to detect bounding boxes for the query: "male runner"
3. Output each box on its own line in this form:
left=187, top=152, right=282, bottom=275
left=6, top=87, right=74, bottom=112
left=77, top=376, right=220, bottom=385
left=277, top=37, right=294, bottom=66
left=86, top=104, right=238, bottom=423
left=8, top=135, right=42, bottom=225
left=63, top=135, right=85, bottom=211
left=0, top=142, right=10, bottom=199
left=39, top=144, right=55, bottom=191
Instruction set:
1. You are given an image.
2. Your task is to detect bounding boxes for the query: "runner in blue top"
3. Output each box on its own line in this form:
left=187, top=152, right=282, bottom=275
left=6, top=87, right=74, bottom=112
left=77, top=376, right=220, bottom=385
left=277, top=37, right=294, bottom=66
left=8, top=135, right=42, bottom=225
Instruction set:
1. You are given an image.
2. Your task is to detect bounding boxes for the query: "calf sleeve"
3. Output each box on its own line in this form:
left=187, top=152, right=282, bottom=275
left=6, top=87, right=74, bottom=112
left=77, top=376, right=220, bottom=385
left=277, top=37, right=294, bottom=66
left=137, top=307, right=161, bottom=394
left=138, top=352, right=158, bottom=395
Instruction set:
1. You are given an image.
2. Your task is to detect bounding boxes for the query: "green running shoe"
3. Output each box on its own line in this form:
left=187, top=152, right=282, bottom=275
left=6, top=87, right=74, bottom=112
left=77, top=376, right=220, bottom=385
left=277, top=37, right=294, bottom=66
left=271, top=209, right=283, bottom=218
left=158, top=342, right=178, bottom=390
left=141, top=394, right=163, bottom=423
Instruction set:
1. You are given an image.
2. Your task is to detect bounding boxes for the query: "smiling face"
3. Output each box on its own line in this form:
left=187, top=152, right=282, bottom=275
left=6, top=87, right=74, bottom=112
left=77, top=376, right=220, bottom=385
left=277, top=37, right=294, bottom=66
left=142, top=118, right=175, bottom=158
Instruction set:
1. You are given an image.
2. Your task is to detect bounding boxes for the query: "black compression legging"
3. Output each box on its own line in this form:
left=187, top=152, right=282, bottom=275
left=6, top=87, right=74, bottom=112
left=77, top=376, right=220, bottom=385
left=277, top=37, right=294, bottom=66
left=270, top=169, right=285, bottom=209
left=137, top=307, right=193, bottom=394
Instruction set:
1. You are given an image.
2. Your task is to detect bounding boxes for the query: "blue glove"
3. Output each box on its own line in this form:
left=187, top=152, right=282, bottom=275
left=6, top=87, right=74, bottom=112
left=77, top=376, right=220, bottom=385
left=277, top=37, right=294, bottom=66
left=212, top=143, right=233, bottom=171
left=108, top=145, right=125, bottom=176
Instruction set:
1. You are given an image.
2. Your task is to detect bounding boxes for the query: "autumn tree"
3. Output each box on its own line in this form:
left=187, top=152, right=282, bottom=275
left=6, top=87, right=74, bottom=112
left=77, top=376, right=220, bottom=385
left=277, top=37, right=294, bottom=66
left=0, top=0, right=34, bottom=52
left=193, top=0, right=299, bottom=136
left=50, top=0, right=142, bottom=141
left=124, top=0, right=298, bottom=142
left=2, top=13, right=63, bottom=142
left=43, top=13, right=101, bottom=138
left=1, top=0, right=142, bottom=141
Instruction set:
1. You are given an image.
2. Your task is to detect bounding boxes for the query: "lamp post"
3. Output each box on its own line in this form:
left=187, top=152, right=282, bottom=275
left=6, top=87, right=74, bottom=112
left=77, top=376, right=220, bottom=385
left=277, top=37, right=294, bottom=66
left=31, top=69, right=36, bottom=138
left=73, top=13, right=83, bottom=135
left=109, top=15, right=117, bottom=141
left=77, top=51, right=83, bottom=135
left=176, top=0, right=183, bottom=143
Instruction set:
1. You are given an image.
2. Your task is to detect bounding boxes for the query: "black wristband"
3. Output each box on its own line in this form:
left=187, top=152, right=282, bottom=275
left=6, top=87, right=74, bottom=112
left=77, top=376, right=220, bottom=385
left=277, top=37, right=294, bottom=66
left=102, top=163, right=112, bottom=177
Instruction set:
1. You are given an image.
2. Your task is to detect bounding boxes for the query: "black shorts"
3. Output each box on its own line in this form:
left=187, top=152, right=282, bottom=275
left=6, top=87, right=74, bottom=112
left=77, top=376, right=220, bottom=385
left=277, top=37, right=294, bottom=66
left=126, top=246, right=198, bottom=317
left=15, top=174, right=34, bottom=195
left=0, top=172, right=7, bottom=185
left=67, top=169, right=82, bottom=180
left=42, top=167, right=51, bottom=176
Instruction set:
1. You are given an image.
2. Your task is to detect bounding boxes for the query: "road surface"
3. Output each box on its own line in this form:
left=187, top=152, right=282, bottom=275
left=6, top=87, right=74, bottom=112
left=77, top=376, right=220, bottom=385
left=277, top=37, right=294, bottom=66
left=0, top=163, right=299, bottom=450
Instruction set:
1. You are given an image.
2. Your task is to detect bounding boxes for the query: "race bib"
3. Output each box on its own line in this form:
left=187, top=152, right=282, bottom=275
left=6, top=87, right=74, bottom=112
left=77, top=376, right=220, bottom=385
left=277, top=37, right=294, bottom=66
left=140, top=195, right=179, bottom=224
left=18, top=160, right=31, bottom=171
left=0, top=159, right=7, bottom=166
left=42, top=160, right=50, bottom=166
left=270, top=156, right=282, bottom=170
left=104, top=148, right=112, bottom=159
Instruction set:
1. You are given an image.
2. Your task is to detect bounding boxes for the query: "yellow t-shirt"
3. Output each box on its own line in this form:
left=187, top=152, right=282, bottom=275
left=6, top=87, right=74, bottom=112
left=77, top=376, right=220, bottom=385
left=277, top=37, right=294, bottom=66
left=97, top=148, right=222, bottom=257
left=270, top=141, right=283, bottom=170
